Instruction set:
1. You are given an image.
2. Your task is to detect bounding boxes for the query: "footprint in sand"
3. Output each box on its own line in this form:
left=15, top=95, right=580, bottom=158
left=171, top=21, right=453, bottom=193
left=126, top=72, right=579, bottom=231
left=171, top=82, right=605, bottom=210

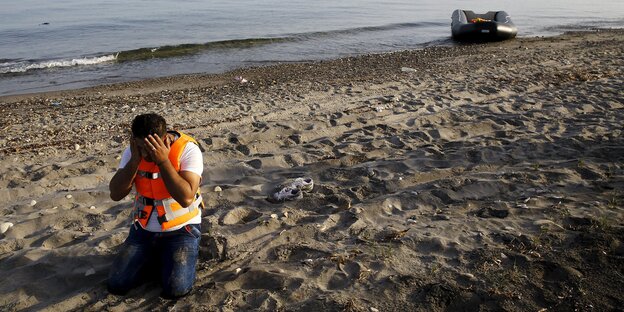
left=220, top=207, right=262, bottom=225
left=540, top=261, right=583, bottom=283
left=288, top=134, right=302, bottom=144
left=283, top=154, right=304, bottom=167
left=246, top=159, right=263, bottom=169
left=228, top=135, right=240, bottom=144
left=273, top=244, right=331, bottom=262
left=31, top=230, right=84, bottom=249
left=222, top=269, right=302, bottom=292
left=235, top=144, right=251, bottom=156
left=252, top=121, right=269, bottom=130
left=326, top=271, right=350, bottom=290
left=475, top=207, right=509, bottom=219
left=28, top=164, right=61, bottom=182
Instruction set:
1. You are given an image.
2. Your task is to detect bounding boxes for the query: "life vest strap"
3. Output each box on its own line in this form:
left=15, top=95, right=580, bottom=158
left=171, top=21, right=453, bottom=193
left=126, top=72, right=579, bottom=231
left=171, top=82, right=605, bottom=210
left=137, top=171, right=160, bottom=180
left=136, top=196, right=156, bottom=206
left=135, top=194, right=202, bottom=225
left=134, top=196, right=156, bottom=220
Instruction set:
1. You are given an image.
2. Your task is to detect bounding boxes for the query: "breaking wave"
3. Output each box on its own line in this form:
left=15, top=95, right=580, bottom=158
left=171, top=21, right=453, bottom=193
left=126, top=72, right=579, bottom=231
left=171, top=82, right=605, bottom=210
left=0, top=54, right=117, bottom=74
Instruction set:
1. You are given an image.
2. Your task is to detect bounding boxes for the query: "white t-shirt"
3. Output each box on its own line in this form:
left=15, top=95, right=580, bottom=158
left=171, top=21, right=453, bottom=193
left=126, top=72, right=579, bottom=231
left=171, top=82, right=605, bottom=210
left=118, top=136, right=203, bottom=232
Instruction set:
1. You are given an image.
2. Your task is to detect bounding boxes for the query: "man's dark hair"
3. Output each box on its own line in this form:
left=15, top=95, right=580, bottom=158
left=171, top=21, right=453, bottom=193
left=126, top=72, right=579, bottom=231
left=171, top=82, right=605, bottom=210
left=131, top=113, right=167, bottom=138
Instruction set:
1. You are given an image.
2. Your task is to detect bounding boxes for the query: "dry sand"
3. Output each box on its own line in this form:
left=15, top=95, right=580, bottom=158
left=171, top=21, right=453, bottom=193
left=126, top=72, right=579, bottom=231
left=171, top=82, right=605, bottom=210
left=0, top=29, right=623, bottom=311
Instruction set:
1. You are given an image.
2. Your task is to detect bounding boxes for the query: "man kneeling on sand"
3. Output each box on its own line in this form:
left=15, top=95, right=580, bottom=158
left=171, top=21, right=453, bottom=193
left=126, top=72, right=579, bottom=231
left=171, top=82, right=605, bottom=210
left=107, top=113, right=204, bottom=298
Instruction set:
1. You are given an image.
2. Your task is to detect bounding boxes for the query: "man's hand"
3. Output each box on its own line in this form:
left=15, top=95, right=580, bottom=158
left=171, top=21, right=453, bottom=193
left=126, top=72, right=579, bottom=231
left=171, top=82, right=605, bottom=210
left=144, top=134, right=171, bottom=166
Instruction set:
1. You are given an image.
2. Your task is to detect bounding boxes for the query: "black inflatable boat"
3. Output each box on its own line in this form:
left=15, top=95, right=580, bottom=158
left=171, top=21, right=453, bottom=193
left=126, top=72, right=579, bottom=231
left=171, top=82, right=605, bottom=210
left=451, top=10, right=517, bottom=42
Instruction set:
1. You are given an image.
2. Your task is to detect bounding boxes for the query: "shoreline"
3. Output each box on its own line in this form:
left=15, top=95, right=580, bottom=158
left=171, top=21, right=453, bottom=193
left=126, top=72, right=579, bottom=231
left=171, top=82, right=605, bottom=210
left=0, top=29, right=622, bottom=311
left=0, top=28, right=615, bottom=103
left=1, top=25, right=622, bottom=101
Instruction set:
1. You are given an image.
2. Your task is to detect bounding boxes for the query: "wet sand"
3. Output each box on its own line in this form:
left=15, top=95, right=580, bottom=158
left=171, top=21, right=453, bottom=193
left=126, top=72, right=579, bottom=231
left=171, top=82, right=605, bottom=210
left=0, top=29, right=623, bottom=311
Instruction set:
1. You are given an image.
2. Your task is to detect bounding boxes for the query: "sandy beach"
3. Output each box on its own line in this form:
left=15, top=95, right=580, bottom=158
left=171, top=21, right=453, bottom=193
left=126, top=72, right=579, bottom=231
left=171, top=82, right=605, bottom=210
left=0, top=29, right=623, bottom=311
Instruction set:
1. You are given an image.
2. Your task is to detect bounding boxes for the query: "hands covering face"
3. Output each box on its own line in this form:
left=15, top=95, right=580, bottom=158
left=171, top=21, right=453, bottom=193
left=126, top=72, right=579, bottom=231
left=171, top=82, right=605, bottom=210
left=130, top=133, right=171, bottom=165
left=142, top=134, right=171, bottom=165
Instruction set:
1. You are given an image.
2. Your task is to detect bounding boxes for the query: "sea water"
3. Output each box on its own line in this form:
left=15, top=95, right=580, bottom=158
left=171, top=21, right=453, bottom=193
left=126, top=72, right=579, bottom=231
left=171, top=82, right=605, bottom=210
left=1, top=0, right=622, bottom=96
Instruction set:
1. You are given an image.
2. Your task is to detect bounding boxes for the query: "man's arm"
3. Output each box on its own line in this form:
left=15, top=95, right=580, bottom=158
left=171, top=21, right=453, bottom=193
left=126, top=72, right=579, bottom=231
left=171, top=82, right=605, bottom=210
left=109, top=139, right=140, bottom=201
left=145, top=134, right=201, bottom=207
left=109, top=161, right=139, bottom=201
left=157, top=162, right=201, bottom=207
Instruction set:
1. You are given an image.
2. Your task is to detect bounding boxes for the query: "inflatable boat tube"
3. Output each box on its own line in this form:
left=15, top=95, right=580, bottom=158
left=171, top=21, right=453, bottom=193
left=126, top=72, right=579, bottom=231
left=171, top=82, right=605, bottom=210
left=451, top=10, right=517, bottom=42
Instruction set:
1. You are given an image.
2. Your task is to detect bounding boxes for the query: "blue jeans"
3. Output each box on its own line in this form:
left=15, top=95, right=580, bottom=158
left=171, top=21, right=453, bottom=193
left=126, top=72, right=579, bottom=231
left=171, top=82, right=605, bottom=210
left=107, top=223, right=201, bottom=298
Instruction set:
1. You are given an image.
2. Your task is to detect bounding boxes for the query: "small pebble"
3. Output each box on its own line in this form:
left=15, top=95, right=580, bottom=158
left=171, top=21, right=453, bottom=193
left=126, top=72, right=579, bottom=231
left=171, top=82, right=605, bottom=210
left=74, top=144, right=80, bottom=150
left=30, top=200, right=37, bottom=206
left=235, top=268, right=242, bottom=274
left=0, top=222, right=14, bottom=234
left=370, top=308, right=379, bottom=312
left=283, top=211, right=289, bottom=218
left=214, top=186, right=222, bottom=192
left=85, top=268, right=96, bottom=276
left=65, top=194, right=73, bottom=199
left=89, top=206, right=96, bottom=210
left=270, top=214, right=278, bottom=219
left=459, top=272, right=478, bottom=282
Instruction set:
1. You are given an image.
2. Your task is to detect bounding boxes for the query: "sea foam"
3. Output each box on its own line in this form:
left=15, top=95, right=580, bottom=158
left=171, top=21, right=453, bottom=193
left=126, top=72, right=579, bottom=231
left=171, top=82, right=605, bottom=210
left=0, top=54, right=117, bottom=74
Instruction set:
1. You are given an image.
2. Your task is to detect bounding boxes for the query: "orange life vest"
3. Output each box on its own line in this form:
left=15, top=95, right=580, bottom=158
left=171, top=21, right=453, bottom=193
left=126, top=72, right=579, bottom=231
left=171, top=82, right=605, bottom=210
left=133, top=131, right=203, bottom=231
